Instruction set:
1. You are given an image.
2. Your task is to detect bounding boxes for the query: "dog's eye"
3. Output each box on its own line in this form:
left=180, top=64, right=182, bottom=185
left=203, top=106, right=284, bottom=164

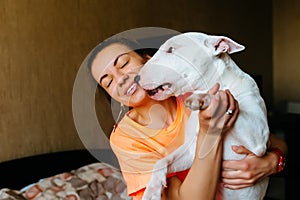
left=166, top=46, right=174, bottom=53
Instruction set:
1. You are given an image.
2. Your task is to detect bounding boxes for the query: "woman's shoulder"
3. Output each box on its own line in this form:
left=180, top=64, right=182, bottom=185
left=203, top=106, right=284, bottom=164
left=109, top=117, right=151, bottom=153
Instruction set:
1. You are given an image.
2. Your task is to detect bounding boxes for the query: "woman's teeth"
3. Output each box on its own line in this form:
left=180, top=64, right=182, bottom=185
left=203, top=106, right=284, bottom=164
left=126, top=84, right=137, bottom=95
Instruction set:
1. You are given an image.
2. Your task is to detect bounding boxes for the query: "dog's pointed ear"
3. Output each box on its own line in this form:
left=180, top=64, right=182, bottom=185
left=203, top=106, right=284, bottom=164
left=205, top=35, right=245, bottom=55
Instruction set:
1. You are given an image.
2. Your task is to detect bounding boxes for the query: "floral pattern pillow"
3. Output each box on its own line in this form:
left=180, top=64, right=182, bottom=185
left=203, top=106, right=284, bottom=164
left=0, top=162, right=132, bottom=200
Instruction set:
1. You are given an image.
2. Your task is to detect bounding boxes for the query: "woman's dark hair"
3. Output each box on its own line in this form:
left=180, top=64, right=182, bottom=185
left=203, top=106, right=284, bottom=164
left=87, top=37, right=157, bottom=101
left=87, top=37, right=157, bottom=73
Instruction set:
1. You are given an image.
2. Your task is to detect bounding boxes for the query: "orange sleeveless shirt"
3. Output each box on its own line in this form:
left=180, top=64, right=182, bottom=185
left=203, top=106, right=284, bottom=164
left=110, top=99, right=191, bottom=198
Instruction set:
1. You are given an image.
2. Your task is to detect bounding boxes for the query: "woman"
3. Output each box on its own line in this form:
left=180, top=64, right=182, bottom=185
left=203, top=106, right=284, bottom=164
left=88, top=37, right=287, bottom=200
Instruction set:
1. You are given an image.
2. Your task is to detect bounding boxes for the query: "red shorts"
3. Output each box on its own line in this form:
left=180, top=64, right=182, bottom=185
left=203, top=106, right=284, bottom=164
left=167, top=168, right=190, bottom=182
left=131, top=168, right=190, bottom=198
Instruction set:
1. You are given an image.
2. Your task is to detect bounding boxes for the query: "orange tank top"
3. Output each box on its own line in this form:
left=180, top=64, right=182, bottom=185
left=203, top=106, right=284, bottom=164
left=110, top=98, right=191, bottom=196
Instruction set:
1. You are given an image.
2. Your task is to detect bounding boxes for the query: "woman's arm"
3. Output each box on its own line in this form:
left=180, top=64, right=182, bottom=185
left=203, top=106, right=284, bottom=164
left=221, top=133, right=288, bottom=189
left=164, top=131, right=223, bottom=200
left=162, top=85, right=239, bottom=200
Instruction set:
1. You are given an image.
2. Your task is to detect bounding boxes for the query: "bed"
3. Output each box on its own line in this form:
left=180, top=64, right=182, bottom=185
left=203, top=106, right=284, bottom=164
left=0, top=149, right=131, bottom=200
left=0, top=148, right=286, bottom=200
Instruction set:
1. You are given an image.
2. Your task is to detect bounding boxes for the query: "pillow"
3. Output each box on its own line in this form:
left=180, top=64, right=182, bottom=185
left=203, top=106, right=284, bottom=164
left=19, top=162, right=132, bottom=200
left=0, top=188, right=26, bottom=199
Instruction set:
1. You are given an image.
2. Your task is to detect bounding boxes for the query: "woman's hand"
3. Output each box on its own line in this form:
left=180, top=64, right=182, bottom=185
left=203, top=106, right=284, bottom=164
left=199, top=83, right=239, bottom=135
left=221, top=145, right=278, bottom=189
left=195, top=84, right=239, bottom=160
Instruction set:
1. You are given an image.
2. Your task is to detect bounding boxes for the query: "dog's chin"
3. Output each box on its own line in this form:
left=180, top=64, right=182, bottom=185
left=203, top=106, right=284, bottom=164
left=141, top=82, right=174, bottom=101
left=150, top=92, right=171, bottom=101
left=147, top=85, right=174, bottom=101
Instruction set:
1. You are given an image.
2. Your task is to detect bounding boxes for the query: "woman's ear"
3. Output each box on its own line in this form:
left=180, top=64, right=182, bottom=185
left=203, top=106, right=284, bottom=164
left=143, top=53, right=152, bottom=61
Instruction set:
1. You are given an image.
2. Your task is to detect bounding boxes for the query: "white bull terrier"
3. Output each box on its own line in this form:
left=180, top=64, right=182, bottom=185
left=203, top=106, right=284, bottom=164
left=136, top=32, right=270, bottom=200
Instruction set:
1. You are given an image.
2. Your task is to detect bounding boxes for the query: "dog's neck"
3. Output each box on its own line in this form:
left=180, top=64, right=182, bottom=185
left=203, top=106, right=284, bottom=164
left=187, top=54, right=244, bottom=93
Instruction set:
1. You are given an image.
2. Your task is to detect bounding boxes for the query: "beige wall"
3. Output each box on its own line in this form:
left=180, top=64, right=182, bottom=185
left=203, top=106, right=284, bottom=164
left=273, top=0, right=300, bottom=106
left=0, top=0, right=273, bottom=162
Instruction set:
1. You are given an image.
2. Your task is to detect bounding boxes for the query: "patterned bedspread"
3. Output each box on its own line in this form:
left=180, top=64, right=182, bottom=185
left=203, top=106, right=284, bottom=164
left=0, top=162, right=132, bottom=200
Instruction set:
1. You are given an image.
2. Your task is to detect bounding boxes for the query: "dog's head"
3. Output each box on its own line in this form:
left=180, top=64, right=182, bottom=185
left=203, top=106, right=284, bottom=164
left=136, top=32, right=245, bottom=101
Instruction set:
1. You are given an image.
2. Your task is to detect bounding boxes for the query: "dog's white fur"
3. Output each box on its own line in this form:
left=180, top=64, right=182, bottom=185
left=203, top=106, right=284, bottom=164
left=137, top=32, right=270, bottom=200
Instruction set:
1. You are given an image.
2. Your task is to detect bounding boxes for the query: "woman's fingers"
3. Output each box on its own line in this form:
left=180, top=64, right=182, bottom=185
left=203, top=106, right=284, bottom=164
left=231, top=145, right=253, bottom=155
left=200, top=90, right=228, bottom=132
left=221, top=169, right=263, bottom=189
left=223, top=90, right=235, bottom=125
left=223, top=89, right=239, bottom=131
left=199, top=85, right=239, bottom=134
left=226, top=100, right=239, bottom=128
left=208, top=83, right=220, bottom=95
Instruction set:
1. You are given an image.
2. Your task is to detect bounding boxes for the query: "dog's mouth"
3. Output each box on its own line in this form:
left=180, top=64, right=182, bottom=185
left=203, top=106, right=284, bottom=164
left=146, top=83, right=172, bottom=97
left=134, top=75, right=173, bottom=100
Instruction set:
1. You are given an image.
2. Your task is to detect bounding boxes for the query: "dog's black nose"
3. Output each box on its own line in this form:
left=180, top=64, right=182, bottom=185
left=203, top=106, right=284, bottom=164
left=134, top=75, right=140, bottom=84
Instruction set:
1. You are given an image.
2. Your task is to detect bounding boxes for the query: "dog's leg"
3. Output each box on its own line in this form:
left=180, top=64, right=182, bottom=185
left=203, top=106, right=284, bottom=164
left=142, top=159, right=168, bottom=200
left=184, top=91, right=212, bottom=110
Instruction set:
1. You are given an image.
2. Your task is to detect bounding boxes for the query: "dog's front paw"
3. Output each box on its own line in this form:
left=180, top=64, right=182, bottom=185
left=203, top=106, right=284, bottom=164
left=184, top=92, right=211, bottom=110
left=142, top=169, right=167, bottom=200
left=142, top=184, right=163, bottom=200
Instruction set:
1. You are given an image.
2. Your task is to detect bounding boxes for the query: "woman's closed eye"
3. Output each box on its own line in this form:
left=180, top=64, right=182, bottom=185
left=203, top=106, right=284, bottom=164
left=118, top=55, right=130, bottom=69
left=101, top=75, right=113, bottom=88
left=121, top=60, right=128, bottom=68
left=106, top=79, right=112, bottom=88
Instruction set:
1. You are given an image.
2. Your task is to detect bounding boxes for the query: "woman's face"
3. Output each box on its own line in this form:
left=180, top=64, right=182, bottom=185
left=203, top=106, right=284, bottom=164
left=91, top=43, right=150, bottom=107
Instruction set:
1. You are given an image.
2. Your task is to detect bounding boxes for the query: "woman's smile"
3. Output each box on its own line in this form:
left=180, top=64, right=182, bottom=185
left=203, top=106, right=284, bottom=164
left=125, top=82, right=138, bottom=96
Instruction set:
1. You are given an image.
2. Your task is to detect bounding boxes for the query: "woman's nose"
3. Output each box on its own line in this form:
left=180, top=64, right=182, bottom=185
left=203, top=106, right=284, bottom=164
left=118, top=74, right=129, bottom=87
